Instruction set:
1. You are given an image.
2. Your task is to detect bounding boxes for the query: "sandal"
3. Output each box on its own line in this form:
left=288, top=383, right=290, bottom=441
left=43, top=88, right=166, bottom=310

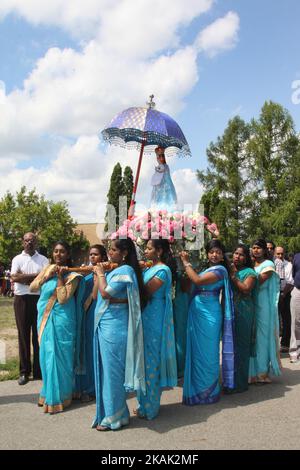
left=133, top=408, right=145, bottom=419
left=96, top=425, right=110, bottom=432
left=256, top=378, right=272, bottom=385
left=81, top=393, right=95, bottom=403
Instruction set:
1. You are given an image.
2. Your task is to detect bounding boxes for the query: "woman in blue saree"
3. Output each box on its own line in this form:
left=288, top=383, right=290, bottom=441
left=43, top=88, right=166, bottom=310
left=136, top=239, right=177, bottom=420
left=230, top=244, right=257, bottom=393
left=249, top=239, right=281, bottom=384
left=150, top=146, right=177, bottom=211
left=30, top=241, right=85, bottom=414
left=92, top=238, right=147, bottom=431
left=180, top=239, right=235, bottom=405
left=173, top=271, right=190, bottom=378
left=74, top=244, right=108, bottom=402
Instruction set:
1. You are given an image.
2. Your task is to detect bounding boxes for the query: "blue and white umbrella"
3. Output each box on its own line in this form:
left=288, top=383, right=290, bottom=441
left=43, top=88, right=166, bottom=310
left=102, top=95, right=191, bottom=158
left=101, top=95, right=191, bottom=215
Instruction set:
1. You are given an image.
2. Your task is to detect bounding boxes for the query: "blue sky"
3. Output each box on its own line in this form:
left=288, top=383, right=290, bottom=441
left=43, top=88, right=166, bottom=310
left=0, top=1, right=299, bottom=221
left=179, top=0, right=300, bottom=169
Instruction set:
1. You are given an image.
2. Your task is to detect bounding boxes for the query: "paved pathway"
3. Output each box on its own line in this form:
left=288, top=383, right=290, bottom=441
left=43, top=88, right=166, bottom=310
left=1, top=357, right=300, bottom=450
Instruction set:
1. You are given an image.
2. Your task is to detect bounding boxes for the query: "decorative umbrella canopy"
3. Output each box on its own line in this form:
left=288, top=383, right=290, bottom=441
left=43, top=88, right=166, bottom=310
left=101, top=95, right=191, bottom=157
left=101, top=95, right=191, bottom=217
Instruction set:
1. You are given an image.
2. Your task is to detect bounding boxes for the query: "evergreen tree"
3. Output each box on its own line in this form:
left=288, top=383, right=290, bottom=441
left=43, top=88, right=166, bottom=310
left=245, top=101, right=299, bottom=243
left=123, top=166, right=134, bottom=213
left=105, top=163, right=125, bottom=230
left=198, top=102, right=300, bottom=252
left=197, top=116, right=250, bottom=249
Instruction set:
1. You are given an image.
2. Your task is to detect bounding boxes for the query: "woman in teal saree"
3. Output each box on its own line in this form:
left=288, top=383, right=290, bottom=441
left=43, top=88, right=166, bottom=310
left=180, top=239, right=235, bottom=405
left=74, top=244, right=108, bottom=402
left=92, top=238, right=147, bottom=431
left=173, top=271, right=190, bottom=378
left=30, top=241, right=85, bottom=414
left=136, top=239, right=177, bottom=420
left=249, top=239, right=281, bottom=384
left=230, top=244, right=257, bottom=393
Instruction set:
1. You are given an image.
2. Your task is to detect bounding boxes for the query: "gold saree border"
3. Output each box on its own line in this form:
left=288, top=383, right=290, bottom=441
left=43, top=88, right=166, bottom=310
left=38, top=396, right=72, bottom=414
left=38, top=291, right=57, bottom=345
left=38, top=273, right=80, bottom=344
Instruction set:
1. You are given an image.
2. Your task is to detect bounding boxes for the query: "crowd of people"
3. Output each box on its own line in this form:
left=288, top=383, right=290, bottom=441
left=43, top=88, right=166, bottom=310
left=0, top=265, right=13, bottom=297
left=5, top=231, right=300, bottom=431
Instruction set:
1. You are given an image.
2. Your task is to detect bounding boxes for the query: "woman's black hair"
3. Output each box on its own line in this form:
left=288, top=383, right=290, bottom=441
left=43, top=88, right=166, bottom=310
left=252, top=238, right=270, bottom=260
left=90, top=244, right=108, bottom=262
left=205, top=239, right=231, bottom=274
left=233, top=244, right=253, bottom=268
left=266, top=240, right=276, bottom=250
left=52, top=240, right=73, bottom=267
left=114, top=238, right=148, bottom=309
left=149, top=239, right=177, bottom=284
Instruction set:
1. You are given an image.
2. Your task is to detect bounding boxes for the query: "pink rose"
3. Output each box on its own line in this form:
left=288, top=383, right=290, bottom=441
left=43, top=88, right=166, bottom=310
left=142, top=230, right=149, bottom=239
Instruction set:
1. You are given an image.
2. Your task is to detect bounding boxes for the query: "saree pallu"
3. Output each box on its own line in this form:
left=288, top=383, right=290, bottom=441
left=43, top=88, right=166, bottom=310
left=137, top=265, right=177, bottom=420
left=249, top=260, right=281, bottom=378
left=183, top=265, right=235, bottom=405
left=233, top=268, right=257, bottom=392
left=92, top=265, right=145, bottom=430
left=173, top=273, right=189, bottom=378
left=74, top=273, right=96, bottom=398
left=36, top=269, right=85, bottom=413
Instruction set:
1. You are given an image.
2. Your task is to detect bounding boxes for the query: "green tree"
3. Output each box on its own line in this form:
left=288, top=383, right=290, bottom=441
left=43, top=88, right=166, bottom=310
left=197, top=116, right=250, bottom=249
left=0, top=186, right=89, bottom=265
left=198, top=101, right=300, bottom=252
left=105, top=163, right=125, bottom=231
left=105, top=163, right=134, bottom=232
left=245, top=101, right=300, bottom=245
left=123, top=166, right=134, bottom=213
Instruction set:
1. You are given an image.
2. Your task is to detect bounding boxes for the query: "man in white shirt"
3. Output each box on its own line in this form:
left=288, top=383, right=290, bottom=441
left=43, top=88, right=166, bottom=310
left=11, top=233, right=49, bottom=385
left=274, top=246, right=294, bottom=352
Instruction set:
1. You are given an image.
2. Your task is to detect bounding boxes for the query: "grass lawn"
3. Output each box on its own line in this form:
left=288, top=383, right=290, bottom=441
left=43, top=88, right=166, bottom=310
left=0, top=297, right=19, bottom=381
left=0, top=297, right=16, bottom=329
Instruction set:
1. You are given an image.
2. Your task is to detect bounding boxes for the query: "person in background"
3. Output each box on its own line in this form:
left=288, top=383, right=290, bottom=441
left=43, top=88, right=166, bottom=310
left=274, top=247, right=294, bottom=353
left=249, top=239, right=281, bottom=384
left=230, top=244, right=257, bottom=393
left=11, top=233, right=49, bottom=385
left=266, top=241, right=276, bottom=261
left=135, top=239, right=177, bottom=420
left=289, top=253, right=300, bottom=363
left=0, top=263, right=5, bottom=296
left=74, top=244, right=108, bottom=402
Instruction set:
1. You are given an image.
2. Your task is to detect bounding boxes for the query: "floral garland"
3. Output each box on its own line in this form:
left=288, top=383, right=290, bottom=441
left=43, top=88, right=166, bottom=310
left=109, top=209, right=219, bottom=270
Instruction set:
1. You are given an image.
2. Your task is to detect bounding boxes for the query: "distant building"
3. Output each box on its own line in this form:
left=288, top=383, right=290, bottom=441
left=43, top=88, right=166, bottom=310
left=74, top=223, right=106, bottom=265
left=75, top=223, right=105, bottom=245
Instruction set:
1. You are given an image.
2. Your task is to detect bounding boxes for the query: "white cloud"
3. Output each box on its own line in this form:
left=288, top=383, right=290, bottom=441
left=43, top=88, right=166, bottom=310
left=0, top=0, right=213, bottom=44
left=0, top=0, right=113, bottom=39
left=0, top=1, right=239, bottom=222
left=195, top=11, right=240, bottom=57
left=172, top=168, right=203, bottom=207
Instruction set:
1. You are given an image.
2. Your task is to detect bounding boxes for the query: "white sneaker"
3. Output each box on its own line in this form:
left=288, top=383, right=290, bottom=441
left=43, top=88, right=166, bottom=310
left=290, top=356, right=299, bottom=363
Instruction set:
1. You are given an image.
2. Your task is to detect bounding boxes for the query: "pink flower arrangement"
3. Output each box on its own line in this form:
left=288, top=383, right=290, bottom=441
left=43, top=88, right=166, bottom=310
left=110, top=210, right=219, bottom=252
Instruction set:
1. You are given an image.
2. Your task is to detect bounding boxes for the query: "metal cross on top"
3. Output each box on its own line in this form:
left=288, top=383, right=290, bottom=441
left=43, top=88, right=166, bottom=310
left=147, top=94, right=156, bottom=109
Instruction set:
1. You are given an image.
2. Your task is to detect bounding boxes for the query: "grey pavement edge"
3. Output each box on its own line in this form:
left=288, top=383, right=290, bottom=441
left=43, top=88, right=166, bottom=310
left=1, top=357, right=300, bottom=450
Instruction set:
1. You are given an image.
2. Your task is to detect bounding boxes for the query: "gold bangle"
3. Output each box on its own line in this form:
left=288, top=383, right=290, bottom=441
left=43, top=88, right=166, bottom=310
left=98, top=274, right=105, bottom=278
left=184, top=263, right=192, bottom=268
